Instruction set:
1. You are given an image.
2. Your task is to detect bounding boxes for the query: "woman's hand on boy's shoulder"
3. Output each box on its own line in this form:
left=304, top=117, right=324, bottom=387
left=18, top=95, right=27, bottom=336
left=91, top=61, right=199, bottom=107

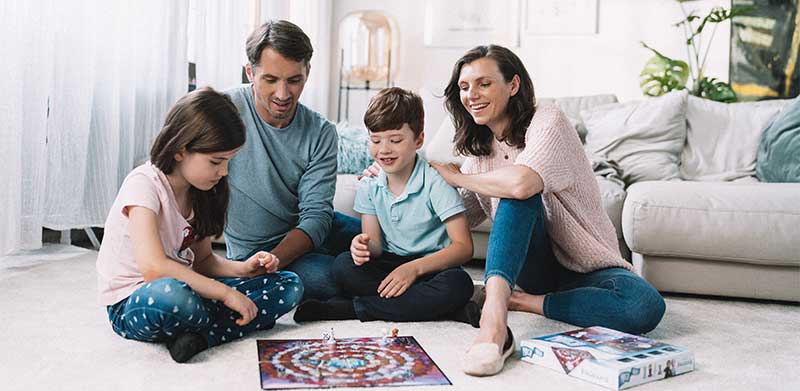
left=358, top=162, right=381, bottom=180
left=241, top=251, right=280, bottom=277
left=429, top=162, right=462, bottom=187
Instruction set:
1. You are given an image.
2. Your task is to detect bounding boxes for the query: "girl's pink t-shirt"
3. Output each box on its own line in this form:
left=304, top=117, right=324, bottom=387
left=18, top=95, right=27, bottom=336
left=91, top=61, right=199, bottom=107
left=96, top=162, right=196, bottom=306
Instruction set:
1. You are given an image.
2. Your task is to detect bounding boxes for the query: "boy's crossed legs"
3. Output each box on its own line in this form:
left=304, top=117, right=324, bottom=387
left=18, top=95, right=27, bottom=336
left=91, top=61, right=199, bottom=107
left=294, top=251, right=480, bottom=326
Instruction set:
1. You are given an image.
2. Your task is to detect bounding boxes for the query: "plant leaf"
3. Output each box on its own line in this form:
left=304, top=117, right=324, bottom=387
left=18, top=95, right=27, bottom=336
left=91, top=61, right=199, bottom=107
left=639, top=42, right=689, bottom=96
left=696, top=77, right=737, bottom=103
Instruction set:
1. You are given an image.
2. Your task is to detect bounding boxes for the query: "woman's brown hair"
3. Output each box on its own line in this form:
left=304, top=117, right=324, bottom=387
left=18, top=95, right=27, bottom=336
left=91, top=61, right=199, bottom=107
left=149, top=87, right=245, bottom=239
left=444, top=45, right=536, bottom=157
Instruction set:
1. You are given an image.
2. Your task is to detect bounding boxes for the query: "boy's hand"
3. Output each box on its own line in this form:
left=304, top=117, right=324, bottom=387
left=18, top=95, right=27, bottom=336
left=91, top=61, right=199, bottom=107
left=378, top=262, right=419, bottom=298
left=350, top=234, right=371, bottom=265
left=222, top=288, right=258, bottom=326
left=242, top=251, right=280, bottom=277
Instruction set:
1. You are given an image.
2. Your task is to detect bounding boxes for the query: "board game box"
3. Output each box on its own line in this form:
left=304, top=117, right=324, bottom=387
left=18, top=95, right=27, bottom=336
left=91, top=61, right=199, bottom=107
left=520, top=326, right=693, bottom=390
left=257, top=335, right=451, bottom=389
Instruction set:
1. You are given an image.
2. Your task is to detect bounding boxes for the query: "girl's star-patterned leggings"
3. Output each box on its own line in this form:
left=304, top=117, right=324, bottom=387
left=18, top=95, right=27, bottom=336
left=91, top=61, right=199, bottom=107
left=106, top=271, right=303, bottom=347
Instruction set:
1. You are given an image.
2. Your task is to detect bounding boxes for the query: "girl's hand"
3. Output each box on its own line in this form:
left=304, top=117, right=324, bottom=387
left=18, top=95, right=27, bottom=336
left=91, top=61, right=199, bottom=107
left=350, top=234, right=371, bottom=265
left=358, top=162, right=381, bottom=180
left=378, top=262, right=419, bottom=298
left=242, top=251, right=280, bottom=277
left=429, top=162, right=463, bottom=187
left=222, top=288, right=258, bottom=326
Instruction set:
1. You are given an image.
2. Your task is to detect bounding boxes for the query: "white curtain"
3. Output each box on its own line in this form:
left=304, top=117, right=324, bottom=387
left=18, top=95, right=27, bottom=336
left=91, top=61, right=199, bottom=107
left=0, top=0, right=328, bottom=256
left=0, top=1, right=51, bottom=254
left=189, top=0, right=250, bottom=91
left=0, top=0, right=189, bottom=255
left=289, top=0, right=333, bottom=115
left=258, top=0, right=333, bottom=115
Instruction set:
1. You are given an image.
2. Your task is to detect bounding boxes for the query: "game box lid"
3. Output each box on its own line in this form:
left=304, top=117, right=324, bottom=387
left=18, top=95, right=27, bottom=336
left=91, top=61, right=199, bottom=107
left=520, top=326, right=694, bottom=390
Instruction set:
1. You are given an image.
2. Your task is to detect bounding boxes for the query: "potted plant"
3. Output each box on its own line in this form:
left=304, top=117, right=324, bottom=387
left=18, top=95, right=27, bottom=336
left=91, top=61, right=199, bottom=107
left=639, top=0, right=755, bottom=102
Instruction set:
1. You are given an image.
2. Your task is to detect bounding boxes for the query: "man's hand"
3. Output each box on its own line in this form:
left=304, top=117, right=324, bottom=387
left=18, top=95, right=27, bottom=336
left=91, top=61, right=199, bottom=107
left=350, top=233, right=371, bottom=265
left=378, top=262, right=420, bottom=298
left=429, top=162, right=463, bottom=187
left=222, top=288, right=258, bottom=326
left=241, top=251, right=279, bottom=277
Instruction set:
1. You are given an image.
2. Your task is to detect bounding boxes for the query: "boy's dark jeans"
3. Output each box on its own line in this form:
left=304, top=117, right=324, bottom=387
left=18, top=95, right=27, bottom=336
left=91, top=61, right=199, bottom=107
left=332, top=251, right=474, bottom=322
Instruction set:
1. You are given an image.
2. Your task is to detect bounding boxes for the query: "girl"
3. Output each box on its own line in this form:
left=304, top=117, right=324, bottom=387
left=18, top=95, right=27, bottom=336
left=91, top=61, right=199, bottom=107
left=96, top=87, right=303, bottom=363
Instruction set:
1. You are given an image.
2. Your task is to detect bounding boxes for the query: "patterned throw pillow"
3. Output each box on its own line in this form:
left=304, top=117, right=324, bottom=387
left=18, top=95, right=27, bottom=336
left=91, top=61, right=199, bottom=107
left=336, top=122, right=373, bottom=175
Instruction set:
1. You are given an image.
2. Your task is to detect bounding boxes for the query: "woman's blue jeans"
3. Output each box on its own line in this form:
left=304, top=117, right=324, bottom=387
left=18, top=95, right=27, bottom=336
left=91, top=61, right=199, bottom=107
left=107, top=271, right=303, bottom=347
left=485, top=194, right=665, bottom=335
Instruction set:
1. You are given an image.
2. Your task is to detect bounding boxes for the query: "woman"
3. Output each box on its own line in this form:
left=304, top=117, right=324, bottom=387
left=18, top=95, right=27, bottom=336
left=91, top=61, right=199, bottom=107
left=429, top=45, right=666, bottom=376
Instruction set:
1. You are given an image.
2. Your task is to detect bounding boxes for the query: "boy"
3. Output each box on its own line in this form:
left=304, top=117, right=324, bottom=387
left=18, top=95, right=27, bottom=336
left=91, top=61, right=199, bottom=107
left=294, top=87, right=479, bottom=325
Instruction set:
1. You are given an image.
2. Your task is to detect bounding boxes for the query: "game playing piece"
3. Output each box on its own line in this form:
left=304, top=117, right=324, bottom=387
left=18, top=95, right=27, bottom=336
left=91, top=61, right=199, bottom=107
left=326, top=327, right=336, bottom=344
left=391, top=328, right=399, bottom=338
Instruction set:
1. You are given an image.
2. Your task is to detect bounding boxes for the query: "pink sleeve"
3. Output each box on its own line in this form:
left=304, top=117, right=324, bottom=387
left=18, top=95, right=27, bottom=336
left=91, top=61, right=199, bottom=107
left=118, top=173, right=162, bottom=218
left=515, top=107, right=577, bottom=193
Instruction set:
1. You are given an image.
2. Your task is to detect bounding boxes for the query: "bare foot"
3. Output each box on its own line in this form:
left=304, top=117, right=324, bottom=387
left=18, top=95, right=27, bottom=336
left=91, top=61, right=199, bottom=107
left=508, top=290, right=545, bottom=315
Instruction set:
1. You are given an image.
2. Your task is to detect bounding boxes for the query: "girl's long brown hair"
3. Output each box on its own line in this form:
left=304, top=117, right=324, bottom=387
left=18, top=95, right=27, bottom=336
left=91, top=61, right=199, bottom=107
left=149, top=87, right=245, bottom=239
left=444, top=45, right=536, bottom=157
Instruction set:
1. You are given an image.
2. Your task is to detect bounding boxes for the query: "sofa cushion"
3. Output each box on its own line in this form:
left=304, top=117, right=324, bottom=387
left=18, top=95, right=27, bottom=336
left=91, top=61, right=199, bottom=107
left=335, top=122, right=373, bottom=175
left=424, top=117, right=464, bottom=166
left=681, top=96, right=788, bottom=181
left=583, top=90, right=688, bottom=185
left=757, top=96, right=800, bottom=183
left=622, top=181, right=800, bottom=267
left=539, top=94, right=618, bottom=142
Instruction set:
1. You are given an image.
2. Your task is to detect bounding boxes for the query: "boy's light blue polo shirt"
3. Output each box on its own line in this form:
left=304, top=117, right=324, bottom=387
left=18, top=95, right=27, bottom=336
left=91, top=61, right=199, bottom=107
left=354, top=154, right=466, bottom=257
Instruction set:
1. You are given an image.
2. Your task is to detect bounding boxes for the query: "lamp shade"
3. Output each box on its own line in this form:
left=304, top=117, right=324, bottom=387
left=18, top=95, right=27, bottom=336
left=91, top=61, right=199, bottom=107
left=339, top=11, right=398, bottom=85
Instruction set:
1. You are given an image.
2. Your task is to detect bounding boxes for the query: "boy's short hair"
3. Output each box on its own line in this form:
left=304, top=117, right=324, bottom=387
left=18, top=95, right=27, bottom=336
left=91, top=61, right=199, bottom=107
left=363, top=87, right=424, bottom=136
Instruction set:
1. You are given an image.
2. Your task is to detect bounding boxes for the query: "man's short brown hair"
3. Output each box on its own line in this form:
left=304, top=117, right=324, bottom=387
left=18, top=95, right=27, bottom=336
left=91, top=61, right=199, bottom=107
left=363, top=87, right=424, bottom=136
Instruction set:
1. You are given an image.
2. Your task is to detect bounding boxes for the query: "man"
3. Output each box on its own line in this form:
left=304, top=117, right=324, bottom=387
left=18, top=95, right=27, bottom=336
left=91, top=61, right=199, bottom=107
left=224, top=20, right=359, bottom=301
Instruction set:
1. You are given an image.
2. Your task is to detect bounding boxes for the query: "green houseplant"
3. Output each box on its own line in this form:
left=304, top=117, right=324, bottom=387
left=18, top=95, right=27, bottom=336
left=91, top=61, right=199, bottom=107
left=639, top=0, right=755, bottom=103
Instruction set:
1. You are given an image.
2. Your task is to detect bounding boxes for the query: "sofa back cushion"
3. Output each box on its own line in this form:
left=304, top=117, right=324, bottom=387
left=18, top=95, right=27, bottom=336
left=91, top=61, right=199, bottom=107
left=756, top=96, right=800, bottom=183
left=583, top=90, right=688, bottom=185
left=680, top=96, right=788, bottom=181
left=538, top=94, right=618, bottom=143
left=424, top=116, right=464, bottom=165
left=336, top=121, right=373, bottom=174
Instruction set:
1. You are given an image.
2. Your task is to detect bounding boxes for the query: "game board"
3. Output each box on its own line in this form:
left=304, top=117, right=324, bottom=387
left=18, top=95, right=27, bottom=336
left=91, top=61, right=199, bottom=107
left=257, top=336, right=451, bottom=389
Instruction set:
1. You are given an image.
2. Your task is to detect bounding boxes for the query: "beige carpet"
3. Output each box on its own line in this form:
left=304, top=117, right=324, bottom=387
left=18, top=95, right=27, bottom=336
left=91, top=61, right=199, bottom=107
left=1, top=245, right=798, bottom=391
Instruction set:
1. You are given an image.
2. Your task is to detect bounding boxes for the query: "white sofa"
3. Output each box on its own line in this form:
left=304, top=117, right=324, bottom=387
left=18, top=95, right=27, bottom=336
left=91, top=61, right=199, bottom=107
left=334, top=93, right=800, bottom=302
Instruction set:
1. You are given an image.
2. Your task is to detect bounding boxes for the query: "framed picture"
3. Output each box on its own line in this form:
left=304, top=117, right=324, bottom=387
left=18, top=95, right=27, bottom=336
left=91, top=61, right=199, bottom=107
left=424, top=0, right=520, bottom=47
left=524, top=0, right=598, bottom=35
left=730, top=0, right=800, bottom=101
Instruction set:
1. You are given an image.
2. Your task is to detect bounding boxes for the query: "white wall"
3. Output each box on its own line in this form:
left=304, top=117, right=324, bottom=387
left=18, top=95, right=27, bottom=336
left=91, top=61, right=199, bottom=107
left=327, top=0, right=731, bottom=135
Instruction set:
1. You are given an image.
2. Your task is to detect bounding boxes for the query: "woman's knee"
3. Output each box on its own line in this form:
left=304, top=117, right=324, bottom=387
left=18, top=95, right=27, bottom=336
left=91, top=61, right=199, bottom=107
left=616, top=277, right=666, bottom=334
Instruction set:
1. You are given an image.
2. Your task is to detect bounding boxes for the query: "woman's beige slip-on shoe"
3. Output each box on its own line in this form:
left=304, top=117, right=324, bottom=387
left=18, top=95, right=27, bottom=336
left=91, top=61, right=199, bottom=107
left=461, top=327, right=515, bottom=376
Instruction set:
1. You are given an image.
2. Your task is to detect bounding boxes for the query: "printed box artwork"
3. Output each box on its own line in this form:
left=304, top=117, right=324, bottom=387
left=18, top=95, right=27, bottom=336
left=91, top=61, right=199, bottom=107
left=257, top=335, right=451, bottom=389
left=520, top=326, right=694, bottom=390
